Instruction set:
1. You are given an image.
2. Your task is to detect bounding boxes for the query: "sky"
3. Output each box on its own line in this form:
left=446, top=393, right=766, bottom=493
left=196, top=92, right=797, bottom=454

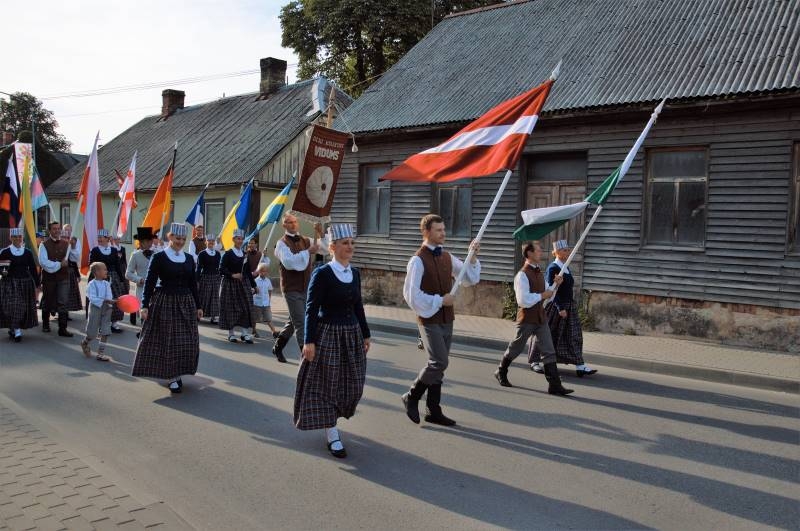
left=2, top=0, right=299, bottom=154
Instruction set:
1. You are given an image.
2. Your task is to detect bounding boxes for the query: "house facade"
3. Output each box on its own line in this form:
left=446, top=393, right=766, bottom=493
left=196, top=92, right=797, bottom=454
left=331, top=0, right=800, bottom=351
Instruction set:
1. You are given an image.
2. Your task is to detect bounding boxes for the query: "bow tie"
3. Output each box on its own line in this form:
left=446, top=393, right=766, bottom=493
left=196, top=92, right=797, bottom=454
left=528, top=263, right=540, bottom=271
left=143, top=250, right=153, bottom=258
left=288, top=234, right=301, bottom=243
left=432, top=247, right=442, bottom=257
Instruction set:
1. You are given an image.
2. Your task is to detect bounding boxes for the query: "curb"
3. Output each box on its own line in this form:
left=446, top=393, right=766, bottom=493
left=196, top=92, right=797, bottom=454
left=365, top=318, right=799, bottom=394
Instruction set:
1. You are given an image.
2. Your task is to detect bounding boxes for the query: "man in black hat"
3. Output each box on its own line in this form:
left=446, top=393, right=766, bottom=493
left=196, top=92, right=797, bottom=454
left=125, top=227, right=155, bottom=326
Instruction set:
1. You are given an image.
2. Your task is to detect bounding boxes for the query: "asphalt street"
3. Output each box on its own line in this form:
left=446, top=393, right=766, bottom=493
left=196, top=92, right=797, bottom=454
left=0, top=320, right=797, bottom=530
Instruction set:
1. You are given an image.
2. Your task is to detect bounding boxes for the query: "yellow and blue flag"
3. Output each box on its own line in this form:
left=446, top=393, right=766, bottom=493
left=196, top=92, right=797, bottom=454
left=244, top=177, right=294, bottom=243
left=219, top=179, right=254, bottom=250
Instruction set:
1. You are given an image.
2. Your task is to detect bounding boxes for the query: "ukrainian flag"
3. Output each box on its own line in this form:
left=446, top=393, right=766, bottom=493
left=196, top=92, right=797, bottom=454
left=219, top=179, right=254, bottom=250
left=244, top=177, right=294, bottom=242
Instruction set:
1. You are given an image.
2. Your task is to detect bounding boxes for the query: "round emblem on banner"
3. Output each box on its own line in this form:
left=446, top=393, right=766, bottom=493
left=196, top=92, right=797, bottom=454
left=306, top=166, right=334, bottom=208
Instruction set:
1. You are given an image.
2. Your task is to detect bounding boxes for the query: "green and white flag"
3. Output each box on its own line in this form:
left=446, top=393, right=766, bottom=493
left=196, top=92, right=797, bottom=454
left=514, top=99, right=665, bottom=241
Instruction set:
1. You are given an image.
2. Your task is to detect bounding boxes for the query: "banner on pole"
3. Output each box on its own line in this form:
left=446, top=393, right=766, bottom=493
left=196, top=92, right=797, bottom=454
left=290, top=124, right=349, bottom=222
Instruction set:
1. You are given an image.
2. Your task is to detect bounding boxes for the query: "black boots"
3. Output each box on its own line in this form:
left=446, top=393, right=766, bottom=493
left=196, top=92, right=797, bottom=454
left=57, top=313, right=73, bottom=337
left=272, top=333, right=289, bottom=363
left=494, top=357, right=513, bottom=387
left=401, top=380, right=428, bottom=424
left=41, top=309, right=50, bottom=332
left=544, top=362, right=573, bottom=396
left=424, top=384, right=456, bottom=426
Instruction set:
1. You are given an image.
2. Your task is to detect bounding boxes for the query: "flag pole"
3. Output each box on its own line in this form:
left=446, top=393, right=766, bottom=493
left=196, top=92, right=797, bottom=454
left=450, top=60, right=562, bottom=296
left=263, top=221, right=278, bottom=254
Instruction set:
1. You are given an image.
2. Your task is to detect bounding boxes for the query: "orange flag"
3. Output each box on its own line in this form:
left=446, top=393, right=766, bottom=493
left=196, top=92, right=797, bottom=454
left=141, top=146, right=176, bottom=235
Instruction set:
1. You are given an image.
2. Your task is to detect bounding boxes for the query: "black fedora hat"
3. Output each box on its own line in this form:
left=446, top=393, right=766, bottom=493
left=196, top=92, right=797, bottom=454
left=134, top=227, right=154, bottom=241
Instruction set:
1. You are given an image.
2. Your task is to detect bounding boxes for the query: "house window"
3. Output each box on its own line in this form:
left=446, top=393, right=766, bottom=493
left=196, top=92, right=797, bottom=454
left=204, top=200, right=225, bottom=237
left=60, top=204, right=70, bottom=226
left=646, top=149, right=708, bottom=247
left=36, top=206, right=50, bottom=232
left=433, top=179, right=472, bottom=237
left=790, top=143, right=800, bottom=253
left=359, top=164, right=391, bottom=235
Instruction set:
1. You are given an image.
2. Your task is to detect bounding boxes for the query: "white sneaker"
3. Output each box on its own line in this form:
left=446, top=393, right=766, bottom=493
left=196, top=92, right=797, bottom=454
left=530, top=362, right=543, bottom=373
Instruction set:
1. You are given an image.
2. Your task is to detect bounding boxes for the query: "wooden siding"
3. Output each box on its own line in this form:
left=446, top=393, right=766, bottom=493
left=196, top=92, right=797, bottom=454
left=331, top=100, right=800, bottom=310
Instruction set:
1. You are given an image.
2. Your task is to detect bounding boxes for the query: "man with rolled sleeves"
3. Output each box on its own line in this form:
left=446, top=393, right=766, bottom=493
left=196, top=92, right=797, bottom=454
left=493, top=240, right=573, bottom=395
left=38, top=221, right=73, bottom=337
left=401, top=214, right=481, bottom=427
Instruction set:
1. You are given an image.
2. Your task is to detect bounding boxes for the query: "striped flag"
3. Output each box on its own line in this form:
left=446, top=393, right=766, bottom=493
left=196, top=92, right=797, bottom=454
left=185, top=183, right=208, bottom=227
left=245, top=177, right=294, bottom=242
left=1, top=153, right=20, bottom=227
left=17, top=150, right=38, bottom=264
left=115, top=152, right=138, bottom=239
left=77, top=133, right=103, bottom=274
left=219, top=179, right=254, bottom=250
left=380, top=78, right=555, bottom=183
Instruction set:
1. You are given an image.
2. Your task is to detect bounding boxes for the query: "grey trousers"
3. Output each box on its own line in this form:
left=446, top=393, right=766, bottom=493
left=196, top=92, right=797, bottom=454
left=416, top=323, right=453, bottom=385
left=278, top=291, right=306, bottom=349
left=502, top=322, right=556, bottom=365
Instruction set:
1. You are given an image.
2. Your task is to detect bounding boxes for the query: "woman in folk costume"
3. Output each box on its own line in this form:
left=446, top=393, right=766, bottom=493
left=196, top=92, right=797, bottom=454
left=528, top=240, right=597, bottom=377
left=132, top=223, right=202, bottom=394
left=219, top=229, right=257, bottom=343
left=61, top=225, right=83, bottom=314
left=195, top=233, right=222, bottom=324
left=89, top=229, right=127, bottom=333
left=294, top=224, right=370, bottom=459
left=0, top=228, right=40, bottom=342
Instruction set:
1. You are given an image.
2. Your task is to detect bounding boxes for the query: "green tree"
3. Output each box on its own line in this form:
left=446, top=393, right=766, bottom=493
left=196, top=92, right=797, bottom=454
left=0, top=92, right=70, bottom=151
left=280, top=0, right=499, bottom=97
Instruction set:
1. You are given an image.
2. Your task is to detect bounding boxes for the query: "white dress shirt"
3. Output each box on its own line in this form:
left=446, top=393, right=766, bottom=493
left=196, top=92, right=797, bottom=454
left=515, top=263, right=545, bottom=309
left=403, top=244, right=481, bottom=319
left=274, top=232, right=329, bottom=271
left=38, top=238, right=64, bottom=274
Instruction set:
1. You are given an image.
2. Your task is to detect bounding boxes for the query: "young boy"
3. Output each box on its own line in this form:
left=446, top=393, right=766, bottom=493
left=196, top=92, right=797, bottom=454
left=81, top=262, right=117, bottom=361
left=251, top=263, right=278, bottom=339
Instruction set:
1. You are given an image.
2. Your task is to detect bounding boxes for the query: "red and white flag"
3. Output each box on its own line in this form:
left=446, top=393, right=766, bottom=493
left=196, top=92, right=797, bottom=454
left=115, top=151, right=137, bottom=239
left=77, top=133, right=103, bottom=275
left=380, top=78, right=555, bottom=183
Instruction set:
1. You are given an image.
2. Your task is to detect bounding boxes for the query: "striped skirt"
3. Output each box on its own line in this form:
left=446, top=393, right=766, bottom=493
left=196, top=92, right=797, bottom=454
left=529, top=299, right=584, bottom=365
left=197, top=272, right=221, bottom=318
left=65, top=265, right=83, bottom=311
left=218, top=276, right=252, bottom=330
left=132, top=291, right=199, bottom=379
left=294, top=322, right=367, bottom=431
left=0, top=277, right=38, bottom=329
left=109, top=270, right=128, bottom=322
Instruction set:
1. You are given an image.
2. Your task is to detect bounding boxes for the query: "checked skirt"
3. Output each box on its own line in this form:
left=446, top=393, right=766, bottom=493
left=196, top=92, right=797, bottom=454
left=197, top=272, right=221, bottom=318
left=132, top=291, right=199, bottom=379
left=0, top=277, right=39, bottom=329
left=218, top=276, right=253, bottom=330
left=528, top=299, right=584, bottom=366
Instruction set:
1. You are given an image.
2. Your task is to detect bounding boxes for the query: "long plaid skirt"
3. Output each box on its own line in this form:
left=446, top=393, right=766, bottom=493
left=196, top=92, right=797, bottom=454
left=65, top=266, right=83, bottom=311
left=132, top=291, right=199, bottom=379
left=0, top=277, right=38, bottom=329
left=529, top=299, right=584, bottom=365
left=294, top=322, right=367, bottom=430
left=197, top=272, right=221, bottom=317
left=108, top=270, right=128, bottom=322
left=218, top=276, right=252, bottom=330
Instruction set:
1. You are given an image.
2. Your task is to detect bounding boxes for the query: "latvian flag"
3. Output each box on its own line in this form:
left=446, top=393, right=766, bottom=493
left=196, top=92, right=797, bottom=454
left=380, top=79, right=555, bottom=183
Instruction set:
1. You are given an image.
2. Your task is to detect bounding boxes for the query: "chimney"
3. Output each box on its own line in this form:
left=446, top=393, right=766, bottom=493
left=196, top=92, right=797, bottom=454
left=161, top=89, right=185, bottom=119
left=2, top=131, right=15, bottom=145
left=259, top=57, right=287, bottom=97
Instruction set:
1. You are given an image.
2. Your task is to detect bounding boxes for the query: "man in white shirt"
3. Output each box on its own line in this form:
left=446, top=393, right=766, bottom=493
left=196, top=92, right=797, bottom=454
left=38, top=221, right=73, bottom=336
left=401, top=214, right=480, bottom=427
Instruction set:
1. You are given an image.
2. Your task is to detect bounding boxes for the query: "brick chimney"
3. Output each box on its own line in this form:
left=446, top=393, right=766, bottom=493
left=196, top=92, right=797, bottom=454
left=161, top=89, right=185, bottom=119
left=2, top=131, right=15, bottom=145
left=259, top=58, right=287, bottom=98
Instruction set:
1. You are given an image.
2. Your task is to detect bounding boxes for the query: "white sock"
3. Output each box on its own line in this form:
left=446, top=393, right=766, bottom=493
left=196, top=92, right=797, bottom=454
left=326, top=427, right=343, bottom=451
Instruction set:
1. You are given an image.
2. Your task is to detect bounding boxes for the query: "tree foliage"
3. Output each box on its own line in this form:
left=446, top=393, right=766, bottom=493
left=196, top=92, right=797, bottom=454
left=280, top=0, right=499, bottom=97
left=0, top=92, right=70, bottom=152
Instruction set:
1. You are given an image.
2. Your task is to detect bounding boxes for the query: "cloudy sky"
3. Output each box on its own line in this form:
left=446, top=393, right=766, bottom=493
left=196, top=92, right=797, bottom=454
left=3, top=0, right=299, bottom=153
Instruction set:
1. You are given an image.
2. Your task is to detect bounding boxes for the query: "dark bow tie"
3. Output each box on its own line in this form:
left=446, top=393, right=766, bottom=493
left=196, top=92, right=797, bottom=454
left=527, top=263, right=540, bottom=271
left=288, top=234, right=301, bottom=243
left=143, top=250, right=153, bottom=258
left=431, top=247, right=442, bottom=257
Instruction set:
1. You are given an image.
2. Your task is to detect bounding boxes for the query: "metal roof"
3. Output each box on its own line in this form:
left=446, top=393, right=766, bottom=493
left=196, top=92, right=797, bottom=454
left=49, top=79, right=352, bottom=195
left=337, top=0, right=800, bottom=134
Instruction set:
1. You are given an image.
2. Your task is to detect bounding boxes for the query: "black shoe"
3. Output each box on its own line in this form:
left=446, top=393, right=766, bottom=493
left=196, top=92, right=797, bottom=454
left=424, top=410, right=457, bottom=426
left=42, top=324, right=51, bottom=333
left=273, top=349, right=287, bottom=363
left=13, top=335, right=22, bottom=343
left=110, top=326, right=123, bottom=334
left=67, top=316, right=73, bottom=321
left=136, top=332, right=141, bottom=339
left=58, top=329, right=74, bottom=338
left=169, top=381, right=182, bottom=394
left=401, top=380, right=428, bottom=424
left=7, top=330, right=12, bottom=338
left=576, top=366, right=598, bottom=377
left=327, top=440, right=347, bottom=458
left=424, top=384, right=456, bottom=426
left=494, top=367, right=512, bottom=387
left=272, top=335, right=288, bottom=362
left=177, top=378, right=183, bottom=389
left=544, top=363, right=574, bottom=396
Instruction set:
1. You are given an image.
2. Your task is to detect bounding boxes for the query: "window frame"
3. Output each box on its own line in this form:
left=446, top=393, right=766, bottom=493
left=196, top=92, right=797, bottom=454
left=643, top=146, right=709, bottom=250
left=789, top=143, right=800, bottom=254
left=60, top=203, right=70, bottom=227
left=431, top=179, right=473, bottom=239
left=204, top=199, right=226, bottom=237
left=358, top=163, right=392, bottom=237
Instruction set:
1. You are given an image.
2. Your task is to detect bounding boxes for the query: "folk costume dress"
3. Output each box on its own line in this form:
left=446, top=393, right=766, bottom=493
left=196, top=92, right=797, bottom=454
left=529, top=259, right=585, bottom=366
left=0, top=244, right=40, bottom=332
left=294, top=261, right=370, bottom=430
left=89, top=245, right=127, bottom=323
left=65, top=240, right=83, bottom=312
left=196, top=248, right=222, bottom=320
left=132, top=249, right=201, bottom=380
left=218, top=247, right=256, bottom=331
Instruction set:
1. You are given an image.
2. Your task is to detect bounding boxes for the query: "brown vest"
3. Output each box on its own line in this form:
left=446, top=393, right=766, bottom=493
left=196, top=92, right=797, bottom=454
left=42, top=238, right=69, bottom=281
left=415, top=245, right=455, bottom=325
left=279, top=234, right=312, bottom=293
left=192, top=237, right=205, bottom=254
left=516, top=264, right=546, bottom=325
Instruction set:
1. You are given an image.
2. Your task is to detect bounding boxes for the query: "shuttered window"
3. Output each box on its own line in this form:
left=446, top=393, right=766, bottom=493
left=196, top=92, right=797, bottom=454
left=790, top=143, right=800, bottom=253
left=433, top=179, right=472, bottom=238
left=359, top=164, right=391, bottom=236
left=645, top=148, right=708, bottom=247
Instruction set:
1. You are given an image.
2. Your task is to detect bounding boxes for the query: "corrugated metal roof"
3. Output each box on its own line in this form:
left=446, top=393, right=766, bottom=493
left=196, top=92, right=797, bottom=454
left=337, top=0, right=800, bottom=134
left=49, top=79, right=352, bottom=195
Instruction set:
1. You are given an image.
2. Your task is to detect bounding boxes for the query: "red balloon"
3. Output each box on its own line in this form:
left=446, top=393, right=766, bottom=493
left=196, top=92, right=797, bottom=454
left=117, top=294, right=141, bottom=313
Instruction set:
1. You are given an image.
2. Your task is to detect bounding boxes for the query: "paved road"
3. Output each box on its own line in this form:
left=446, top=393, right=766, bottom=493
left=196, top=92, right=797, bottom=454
left=0, top=320, right=797, bottom=530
